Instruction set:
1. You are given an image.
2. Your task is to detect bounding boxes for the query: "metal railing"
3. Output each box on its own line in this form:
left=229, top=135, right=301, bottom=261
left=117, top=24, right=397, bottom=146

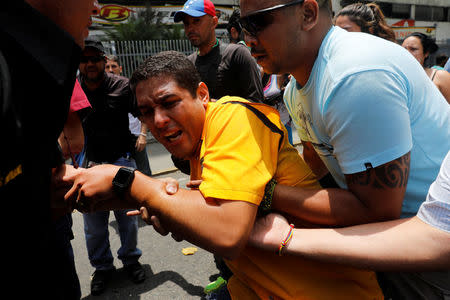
left=104, top=40, right=195, bottom=78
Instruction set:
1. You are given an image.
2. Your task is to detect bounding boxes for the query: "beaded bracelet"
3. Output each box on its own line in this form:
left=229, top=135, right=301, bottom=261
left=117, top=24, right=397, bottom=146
left=278, top=224, right=295, bottom=256
left=139, top=133, right=147, bottom=137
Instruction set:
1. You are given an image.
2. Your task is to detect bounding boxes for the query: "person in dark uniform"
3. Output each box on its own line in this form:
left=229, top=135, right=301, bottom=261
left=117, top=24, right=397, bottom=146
left=0, top=1, right=99, bottom=299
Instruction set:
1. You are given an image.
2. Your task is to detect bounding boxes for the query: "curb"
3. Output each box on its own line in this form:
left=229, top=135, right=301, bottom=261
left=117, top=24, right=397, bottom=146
left=152, top=167, right=179, bottom=177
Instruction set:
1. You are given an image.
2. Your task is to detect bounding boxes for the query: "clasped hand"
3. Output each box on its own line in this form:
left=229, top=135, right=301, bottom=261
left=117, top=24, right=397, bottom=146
left=51, top=164, right=119, bottom=217
left=127, top=179, right=201, bottom=242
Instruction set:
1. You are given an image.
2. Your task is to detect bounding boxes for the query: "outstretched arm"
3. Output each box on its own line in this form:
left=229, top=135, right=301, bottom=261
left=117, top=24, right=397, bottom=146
left=65, top=165, right=257, bottom=259
left=249, top=213, right=450, bottom=271
left=252, top=151, right=450, bottom=271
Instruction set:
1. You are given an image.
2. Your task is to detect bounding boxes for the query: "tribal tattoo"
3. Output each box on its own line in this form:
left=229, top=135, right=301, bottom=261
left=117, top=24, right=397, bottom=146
left=345, top=153, right=410, bottom=189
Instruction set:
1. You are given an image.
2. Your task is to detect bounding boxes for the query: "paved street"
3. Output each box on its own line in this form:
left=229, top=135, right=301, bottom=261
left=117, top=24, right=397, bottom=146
left=72, top=194, right=219, bottom=299
left=72, top=133, right=302, bottom=299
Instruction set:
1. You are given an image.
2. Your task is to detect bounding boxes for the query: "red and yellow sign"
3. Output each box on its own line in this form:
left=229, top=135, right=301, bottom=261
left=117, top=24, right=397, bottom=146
left=391, top=19, right=436, bottom=41
left=99, top=5, right=134, bottom=22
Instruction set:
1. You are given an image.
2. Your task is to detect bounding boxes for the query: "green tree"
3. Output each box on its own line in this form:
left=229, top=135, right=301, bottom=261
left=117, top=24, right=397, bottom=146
left=104, top=5, right=185, bottom=41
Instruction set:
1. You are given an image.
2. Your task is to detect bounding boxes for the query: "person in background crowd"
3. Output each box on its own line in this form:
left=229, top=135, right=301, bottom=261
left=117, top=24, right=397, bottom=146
left=0, top=1, right=99, bottom=299
left=444, top=57, right=450, bottom=72
left=105, top=54, right=123, bottom=75
left=105, top=54, right=152, bottom=176
left=334, top=2, right=396, bottom=42
left=174, top=0, right=263, bottom=102
left=402, top=32, right=450, bottom=103
left=64, top=51, right=384, bottom=300
left=239, top=0, right=450, bottom=298
left=78, top=38, right=146, bottom=296
left=226, top=9, right=246, bottom=45
left=432, top=53, right=448, bottom=70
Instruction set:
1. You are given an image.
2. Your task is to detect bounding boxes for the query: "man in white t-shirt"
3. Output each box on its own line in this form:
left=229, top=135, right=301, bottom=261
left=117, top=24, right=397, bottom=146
left=240, top=0, right=450, bottom=298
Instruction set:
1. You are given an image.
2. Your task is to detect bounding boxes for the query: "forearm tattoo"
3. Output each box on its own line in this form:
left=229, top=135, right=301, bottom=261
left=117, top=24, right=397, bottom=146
left=345, top=153, right=410, bottom=189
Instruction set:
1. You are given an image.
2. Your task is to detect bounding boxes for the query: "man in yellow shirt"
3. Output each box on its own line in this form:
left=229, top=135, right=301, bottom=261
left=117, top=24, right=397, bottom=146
left=65, top=51, right=383, bottom=299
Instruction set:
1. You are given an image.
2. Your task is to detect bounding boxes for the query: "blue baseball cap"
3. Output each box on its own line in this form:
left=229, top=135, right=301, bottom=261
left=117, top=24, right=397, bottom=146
left=174, top=0, right=216, bottom=23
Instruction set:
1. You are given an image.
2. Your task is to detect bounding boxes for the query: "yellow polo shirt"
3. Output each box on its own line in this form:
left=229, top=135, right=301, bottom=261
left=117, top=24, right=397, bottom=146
left=191, top=97, right=383, bottom=300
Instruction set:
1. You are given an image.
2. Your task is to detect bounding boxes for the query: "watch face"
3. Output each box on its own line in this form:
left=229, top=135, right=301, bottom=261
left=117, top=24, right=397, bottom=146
left=113, top=167, right=135, bottom=193
left=115, top=169, right=132, bottom=187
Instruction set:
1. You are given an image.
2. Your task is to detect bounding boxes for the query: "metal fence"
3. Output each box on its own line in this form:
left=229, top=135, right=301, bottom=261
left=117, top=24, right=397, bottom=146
left=103, top=40, right=195, bottom=78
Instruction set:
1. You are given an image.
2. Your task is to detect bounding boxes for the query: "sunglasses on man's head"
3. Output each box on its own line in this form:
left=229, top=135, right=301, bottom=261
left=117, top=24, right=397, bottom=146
left=240, top=0, right=305, bottom=37
left=79, top=55, right=105, bottom=63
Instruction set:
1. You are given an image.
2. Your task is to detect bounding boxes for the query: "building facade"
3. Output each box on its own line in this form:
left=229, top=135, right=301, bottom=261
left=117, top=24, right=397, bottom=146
left=334, top=0, right=450, bottom=47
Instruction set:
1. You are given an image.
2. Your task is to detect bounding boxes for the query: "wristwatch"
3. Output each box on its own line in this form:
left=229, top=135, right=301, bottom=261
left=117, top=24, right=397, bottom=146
left=112, top=167, right=136, bottom=196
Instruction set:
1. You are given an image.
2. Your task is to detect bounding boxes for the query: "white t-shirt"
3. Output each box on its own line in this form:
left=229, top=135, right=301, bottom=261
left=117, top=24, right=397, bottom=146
left=417, top=151, right=450, bottom=232
left=128, top=113, right=141, bottom=137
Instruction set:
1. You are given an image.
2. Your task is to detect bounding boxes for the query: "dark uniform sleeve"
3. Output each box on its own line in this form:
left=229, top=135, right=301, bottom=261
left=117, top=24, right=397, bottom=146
left=232, top=45, right=264, bottom=102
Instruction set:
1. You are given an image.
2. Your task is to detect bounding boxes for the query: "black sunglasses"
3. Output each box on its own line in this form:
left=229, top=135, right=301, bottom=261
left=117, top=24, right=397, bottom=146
left=240, top=0, right=305, bottom=37
left=80, top=55, right=105, bottom=63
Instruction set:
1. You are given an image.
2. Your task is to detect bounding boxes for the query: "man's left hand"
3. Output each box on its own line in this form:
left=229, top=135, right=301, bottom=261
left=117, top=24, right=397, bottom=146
left=64, top=164, right=121, bottom=212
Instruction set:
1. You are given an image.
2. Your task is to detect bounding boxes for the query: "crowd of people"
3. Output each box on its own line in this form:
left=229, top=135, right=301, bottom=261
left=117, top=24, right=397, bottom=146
left=1, top=0, right=449, bottom=299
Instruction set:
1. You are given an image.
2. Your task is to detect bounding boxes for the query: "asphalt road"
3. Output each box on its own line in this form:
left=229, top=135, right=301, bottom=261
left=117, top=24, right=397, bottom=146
left=72, top=170, right=220, bottom=299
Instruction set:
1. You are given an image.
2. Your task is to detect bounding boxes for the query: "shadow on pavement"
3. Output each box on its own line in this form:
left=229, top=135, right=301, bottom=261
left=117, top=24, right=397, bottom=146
left=81, top=264, right=205, bottom=299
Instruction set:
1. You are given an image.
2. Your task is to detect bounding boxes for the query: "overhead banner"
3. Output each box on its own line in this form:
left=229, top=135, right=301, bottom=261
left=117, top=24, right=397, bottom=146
left=93, top=3, right=235, bottom=27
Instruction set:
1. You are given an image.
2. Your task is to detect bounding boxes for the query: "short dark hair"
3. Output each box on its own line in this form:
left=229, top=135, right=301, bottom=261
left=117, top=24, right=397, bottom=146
left=105, top=54, right=120, bottom=64
left=130, top=51, right=201, bottom=97
left=227, top=9, right=241, bottom=34
left=436, top=53, right=449, bottom=67
left=405, top=32, right=438, bottom=55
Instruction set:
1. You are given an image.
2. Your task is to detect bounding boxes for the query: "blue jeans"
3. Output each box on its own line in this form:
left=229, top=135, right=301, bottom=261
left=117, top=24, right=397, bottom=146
left=83, top=156, right=142, bottom=270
